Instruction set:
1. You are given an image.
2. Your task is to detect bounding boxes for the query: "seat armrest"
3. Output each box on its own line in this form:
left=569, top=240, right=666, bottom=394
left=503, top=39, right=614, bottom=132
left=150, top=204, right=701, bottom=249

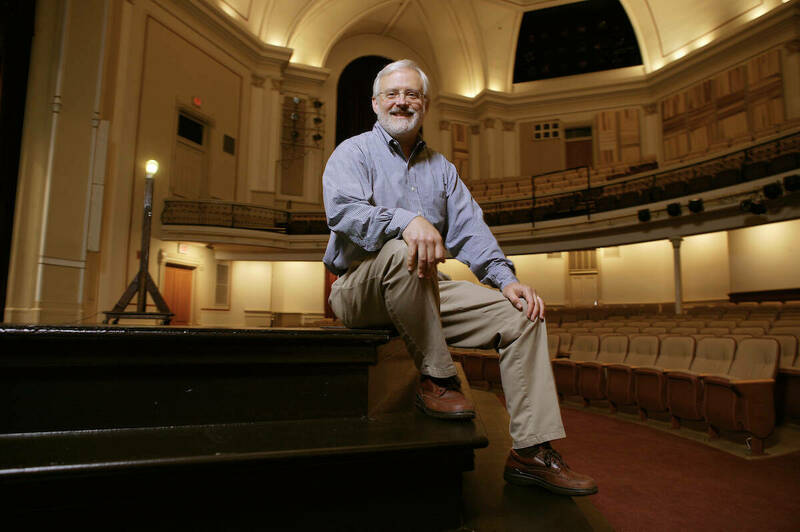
left=730, top=379, right=775, bottom=386
left=551, top=359, right=576, bottom=368
left=778, top=368, right=800, bottom=377
left=703, top=375, right=734, bottom=388
left=665, top=370, right=702, bottom=384
left=632, top=366, right=662, bottom=376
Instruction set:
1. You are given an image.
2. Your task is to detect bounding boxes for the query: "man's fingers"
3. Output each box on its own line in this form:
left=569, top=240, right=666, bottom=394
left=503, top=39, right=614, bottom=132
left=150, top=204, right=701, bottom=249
left=406, top=244, right=417, bottom=272
left=537, top=295, right=546, bottom=320
left=417, top=243, right=428, bottom=278
left=435, top=242, right=446, bottom=264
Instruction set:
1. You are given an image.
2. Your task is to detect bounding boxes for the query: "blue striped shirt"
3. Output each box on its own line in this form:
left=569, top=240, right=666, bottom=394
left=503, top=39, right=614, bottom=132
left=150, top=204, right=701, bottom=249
left=322, top=122, right=518, bottom=289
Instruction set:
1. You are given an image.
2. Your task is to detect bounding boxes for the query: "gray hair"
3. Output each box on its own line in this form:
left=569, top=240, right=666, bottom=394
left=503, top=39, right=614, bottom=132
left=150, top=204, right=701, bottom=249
left=372, top=59, right=430, bottom=98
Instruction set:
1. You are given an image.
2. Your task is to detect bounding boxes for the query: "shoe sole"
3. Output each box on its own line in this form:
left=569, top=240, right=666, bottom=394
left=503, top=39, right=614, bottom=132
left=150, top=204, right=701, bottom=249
left=414, top=395, right=475, bottom=420
left=504, top=468, right=598, bottom=497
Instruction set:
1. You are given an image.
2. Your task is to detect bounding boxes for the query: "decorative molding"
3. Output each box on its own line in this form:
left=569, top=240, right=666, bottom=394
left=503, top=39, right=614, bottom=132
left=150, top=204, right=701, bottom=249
left=251, top=74, right=266, bottom=88
left=470, top=124, right=481, bottom=135
left=51, top=95, right=63, bottom=114
left=283, top=62, right=331, bottom=86
left=502, top=121, right=515, bottom=131
left=39, top=256, right=86, bottom=269
left=643, top=103, right=658, bottom=115
left=483, top=118, right=496, bottom=129
left=439, top=120, right=451, bottom=131
left=270, top=78, right=282, bottom=91
left=785, top=39, right=800, bottom=54
left=173, top=0, right=293, bottom=72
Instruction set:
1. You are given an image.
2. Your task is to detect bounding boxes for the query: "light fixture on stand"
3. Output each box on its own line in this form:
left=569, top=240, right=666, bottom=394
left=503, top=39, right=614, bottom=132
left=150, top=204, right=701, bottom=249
left=104, top=160, right=173, bottom=324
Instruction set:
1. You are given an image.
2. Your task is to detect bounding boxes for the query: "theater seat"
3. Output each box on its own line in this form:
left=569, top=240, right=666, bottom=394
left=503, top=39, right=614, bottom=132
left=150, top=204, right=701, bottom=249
left=633, top=336, right=696, bottom=420
left=554, top=332, right=573, bottom=357
left=732, top=327, right=766, bottom=336
left=548, top=335, right=560, bottom=360
left=552, top=334, right=600, bottom=398
left=665, top=337, right=737, bottom=428
left=703, top=337, right=781, bottom=455
left=576, top=335, right=630, bottom=406
left=605, top=335, right=660, bottom=413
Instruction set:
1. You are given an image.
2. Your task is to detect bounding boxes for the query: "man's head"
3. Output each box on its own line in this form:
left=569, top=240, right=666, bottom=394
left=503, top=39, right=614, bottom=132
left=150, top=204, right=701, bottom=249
left=372, top=59, right=429, bottom=142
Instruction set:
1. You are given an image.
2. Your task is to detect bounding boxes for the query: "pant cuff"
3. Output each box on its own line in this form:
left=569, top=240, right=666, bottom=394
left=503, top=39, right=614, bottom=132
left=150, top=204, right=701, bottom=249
left=512, top=429, right=567, bottom=449
left=420, top=365, right=458, bottom=379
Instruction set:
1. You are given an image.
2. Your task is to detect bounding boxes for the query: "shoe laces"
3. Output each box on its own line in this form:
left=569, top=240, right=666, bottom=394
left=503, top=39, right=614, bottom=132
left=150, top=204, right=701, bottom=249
left=539, top=443, right=565, bottom=468
left=425, top=375, right=461, bottom=394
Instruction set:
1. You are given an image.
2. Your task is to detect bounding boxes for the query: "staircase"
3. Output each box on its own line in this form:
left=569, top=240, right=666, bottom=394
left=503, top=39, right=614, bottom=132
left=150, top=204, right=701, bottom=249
left=0, top=325, right=488, bottom=530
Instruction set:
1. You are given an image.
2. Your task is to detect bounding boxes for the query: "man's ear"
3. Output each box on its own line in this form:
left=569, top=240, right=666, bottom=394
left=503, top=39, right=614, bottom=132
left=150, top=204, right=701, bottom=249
left=371, top=97, right=379, bottom=114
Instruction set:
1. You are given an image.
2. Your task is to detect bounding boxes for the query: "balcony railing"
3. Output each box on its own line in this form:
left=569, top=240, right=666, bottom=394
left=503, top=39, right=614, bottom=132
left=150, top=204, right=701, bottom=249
left=162, top=129, right=799, bottom=235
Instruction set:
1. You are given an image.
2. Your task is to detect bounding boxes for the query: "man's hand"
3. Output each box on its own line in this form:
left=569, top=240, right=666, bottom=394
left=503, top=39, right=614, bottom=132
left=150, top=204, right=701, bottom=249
left=402, top=216, right=446, bottom=279
left=502, top=282, right=545, bottom=321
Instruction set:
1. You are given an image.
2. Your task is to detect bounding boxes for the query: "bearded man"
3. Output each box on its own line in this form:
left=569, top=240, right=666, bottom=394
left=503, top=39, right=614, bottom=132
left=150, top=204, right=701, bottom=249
left=322, top=59, right=597, bottom=496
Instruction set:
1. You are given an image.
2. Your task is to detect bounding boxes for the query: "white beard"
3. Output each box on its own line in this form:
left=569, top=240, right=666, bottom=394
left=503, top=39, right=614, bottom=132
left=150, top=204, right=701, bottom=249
left=377, top=107, right=421, bottom=138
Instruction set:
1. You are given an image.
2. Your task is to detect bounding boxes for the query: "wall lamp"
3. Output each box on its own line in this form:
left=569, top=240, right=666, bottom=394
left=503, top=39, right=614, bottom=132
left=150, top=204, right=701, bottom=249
left=784, top=174, right=799, bottom=192
left=763, top=182, right=783, bottom=199
left=637, top=208, right=651, bottom=222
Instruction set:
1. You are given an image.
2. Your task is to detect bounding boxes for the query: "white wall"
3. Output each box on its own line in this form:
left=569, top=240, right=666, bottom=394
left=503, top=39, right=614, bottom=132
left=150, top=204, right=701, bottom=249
left=598, top=241, right=675, bottom=304
left=728, top=219, right=800, bottom=293
left=271, top=261, right=326, bottom=314
left=509, top=253, right=568, bottom=306
left=681, top=231, right=731, bottom=302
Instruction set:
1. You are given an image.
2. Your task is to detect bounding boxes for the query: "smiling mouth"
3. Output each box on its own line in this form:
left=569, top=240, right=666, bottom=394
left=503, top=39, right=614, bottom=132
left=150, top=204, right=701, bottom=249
left=390, top=111, right=414, bottom=117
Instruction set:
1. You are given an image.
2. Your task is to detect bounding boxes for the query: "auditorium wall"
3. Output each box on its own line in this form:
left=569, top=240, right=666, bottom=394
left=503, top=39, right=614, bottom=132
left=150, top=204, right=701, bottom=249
left=270, top=262, right=326, bottom=314
left=597, top=241, right=675, bottom=304
left=728, top=218, right=800, bottom=293
left=680, top=232, right=731, bottom=302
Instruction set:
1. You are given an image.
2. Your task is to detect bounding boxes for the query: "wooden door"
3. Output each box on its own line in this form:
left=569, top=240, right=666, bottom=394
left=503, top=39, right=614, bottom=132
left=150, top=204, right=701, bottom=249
left=164, top=264, right=193, bottom=325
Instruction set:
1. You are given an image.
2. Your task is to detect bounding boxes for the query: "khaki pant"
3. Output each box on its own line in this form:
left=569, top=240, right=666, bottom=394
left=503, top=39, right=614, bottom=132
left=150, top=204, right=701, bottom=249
left=329, top=239, right=565, bottom=448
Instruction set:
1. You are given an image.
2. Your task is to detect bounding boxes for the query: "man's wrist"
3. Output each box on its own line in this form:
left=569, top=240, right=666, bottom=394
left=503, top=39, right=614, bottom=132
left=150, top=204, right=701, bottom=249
left=389, top=208, right=419, bottom=237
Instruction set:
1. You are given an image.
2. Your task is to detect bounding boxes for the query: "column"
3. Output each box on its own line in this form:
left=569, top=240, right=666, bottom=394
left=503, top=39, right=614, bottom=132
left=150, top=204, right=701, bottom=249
left=5, top=1, right=109, bottom=323
left=641, top=103, right=662, bottom=165
left=469, top=124, right=481, bottom=181
left=439, top=120, right=452, bottom=160
left=502, top=121, right=518, bottom=177
left=783, top=40, right=800, bottom=120
left=671, top=237, right=683, bottom=315
left=248, top=74, right=267, bottom=196
left=264, top=78, right=283, bottom=195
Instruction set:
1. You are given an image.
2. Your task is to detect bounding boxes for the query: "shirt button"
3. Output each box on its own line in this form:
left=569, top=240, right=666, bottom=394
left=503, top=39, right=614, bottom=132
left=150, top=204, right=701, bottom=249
left=411, top=186, right=415, bottom=191
left=417, top=210, right=422, bottom=215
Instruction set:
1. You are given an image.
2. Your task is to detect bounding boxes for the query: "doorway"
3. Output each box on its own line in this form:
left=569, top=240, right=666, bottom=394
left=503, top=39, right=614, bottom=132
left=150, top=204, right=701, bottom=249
left=163, top=264, right=194, bottom=325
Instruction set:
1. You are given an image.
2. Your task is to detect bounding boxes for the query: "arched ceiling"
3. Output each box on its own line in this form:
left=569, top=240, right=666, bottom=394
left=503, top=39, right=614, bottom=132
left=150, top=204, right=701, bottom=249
left=209, top=0, right=791, bottom=96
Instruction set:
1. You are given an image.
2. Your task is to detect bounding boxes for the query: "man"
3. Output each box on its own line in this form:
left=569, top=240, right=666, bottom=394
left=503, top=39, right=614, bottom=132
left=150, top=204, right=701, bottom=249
left=322, top=59, right=597, bottom=496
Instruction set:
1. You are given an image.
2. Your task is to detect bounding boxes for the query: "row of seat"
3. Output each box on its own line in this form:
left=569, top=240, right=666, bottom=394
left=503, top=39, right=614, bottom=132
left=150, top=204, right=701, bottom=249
left=549, top=333, right=796, bottom=454
left=554, top=318, right=800, bottom=327
left=551, top=326, right=799, bottom=339
left=547, top=309, right=800, bottom=326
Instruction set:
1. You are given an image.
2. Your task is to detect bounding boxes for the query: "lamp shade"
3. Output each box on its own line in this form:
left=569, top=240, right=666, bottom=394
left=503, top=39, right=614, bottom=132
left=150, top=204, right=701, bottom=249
left=145, top=160, right=159, bottom=178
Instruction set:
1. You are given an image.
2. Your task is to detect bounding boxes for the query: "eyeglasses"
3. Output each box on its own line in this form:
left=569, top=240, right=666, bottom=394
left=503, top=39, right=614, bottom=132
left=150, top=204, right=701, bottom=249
left=378, top=89, right=423, bottom=102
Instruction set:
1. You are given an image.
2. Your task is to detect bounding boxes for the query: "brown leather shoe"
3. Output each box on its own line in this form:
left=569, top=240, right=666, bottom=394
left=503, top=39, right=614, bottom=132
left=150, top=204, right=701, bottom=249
left=415, top=375, right=475, bottom=420
left=504, top=444, right=598, bottom=496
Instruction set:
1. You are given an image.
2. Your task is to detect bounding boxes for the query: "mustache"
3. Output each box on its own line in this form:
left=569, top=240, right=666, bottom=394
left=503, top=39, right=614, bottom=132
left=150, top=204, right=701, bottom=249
left=389, top=109, right=416, bottom=116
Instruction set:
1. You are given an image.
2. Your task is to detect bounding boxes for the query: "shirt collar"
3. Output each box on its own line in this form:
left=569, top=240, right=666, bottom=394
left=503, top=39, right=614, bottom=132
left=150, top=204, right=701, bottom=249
left=372, top=121, right=426, bottom=155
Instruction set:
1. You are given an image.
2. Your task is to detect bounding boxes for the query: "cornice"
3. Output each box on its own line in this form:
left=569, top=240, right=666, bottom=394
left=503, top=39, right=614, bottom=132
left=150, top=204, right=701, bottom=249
left=436, top=3, right=798, bottom=121
left=644, top=3, right=800, bottom=94
left=283, top=63, right=332, bottom=86
left=170, top=0, right=293, bottom=73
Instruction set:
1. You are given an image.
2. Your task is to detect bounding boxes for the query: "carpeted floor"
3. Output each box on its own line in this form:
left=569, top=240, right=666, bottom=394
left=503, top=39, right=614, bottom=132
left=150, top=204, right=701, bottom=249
left=551, top=403, right=800, bottom=531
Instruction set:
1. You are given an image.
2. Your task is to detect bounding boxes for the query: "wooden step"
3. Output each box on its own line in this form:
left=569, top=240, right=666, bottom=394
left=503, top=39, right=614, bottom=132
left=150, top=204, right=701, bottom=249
left=0, top=325, right=391, bottom=432
left=0, top=325, right=489, bottom=530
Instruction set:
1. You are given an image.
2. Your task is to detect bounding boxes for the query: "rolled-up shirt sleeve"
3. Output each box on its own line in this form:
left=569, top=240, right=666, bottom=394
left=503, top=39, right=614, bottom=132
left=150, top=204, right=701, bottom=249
left=441, top=160, right=519, bottom=290
left=323, top=140, right=417, bottom=252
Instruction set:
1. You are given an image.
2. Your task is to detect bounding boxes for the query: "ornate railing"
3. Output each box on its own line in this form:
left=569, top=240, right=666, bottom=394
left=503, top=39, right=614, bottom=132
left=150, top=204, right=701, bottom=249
left=481, top=129, right=800, bottom=226
left=161, top=130, right=799, bottom=235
